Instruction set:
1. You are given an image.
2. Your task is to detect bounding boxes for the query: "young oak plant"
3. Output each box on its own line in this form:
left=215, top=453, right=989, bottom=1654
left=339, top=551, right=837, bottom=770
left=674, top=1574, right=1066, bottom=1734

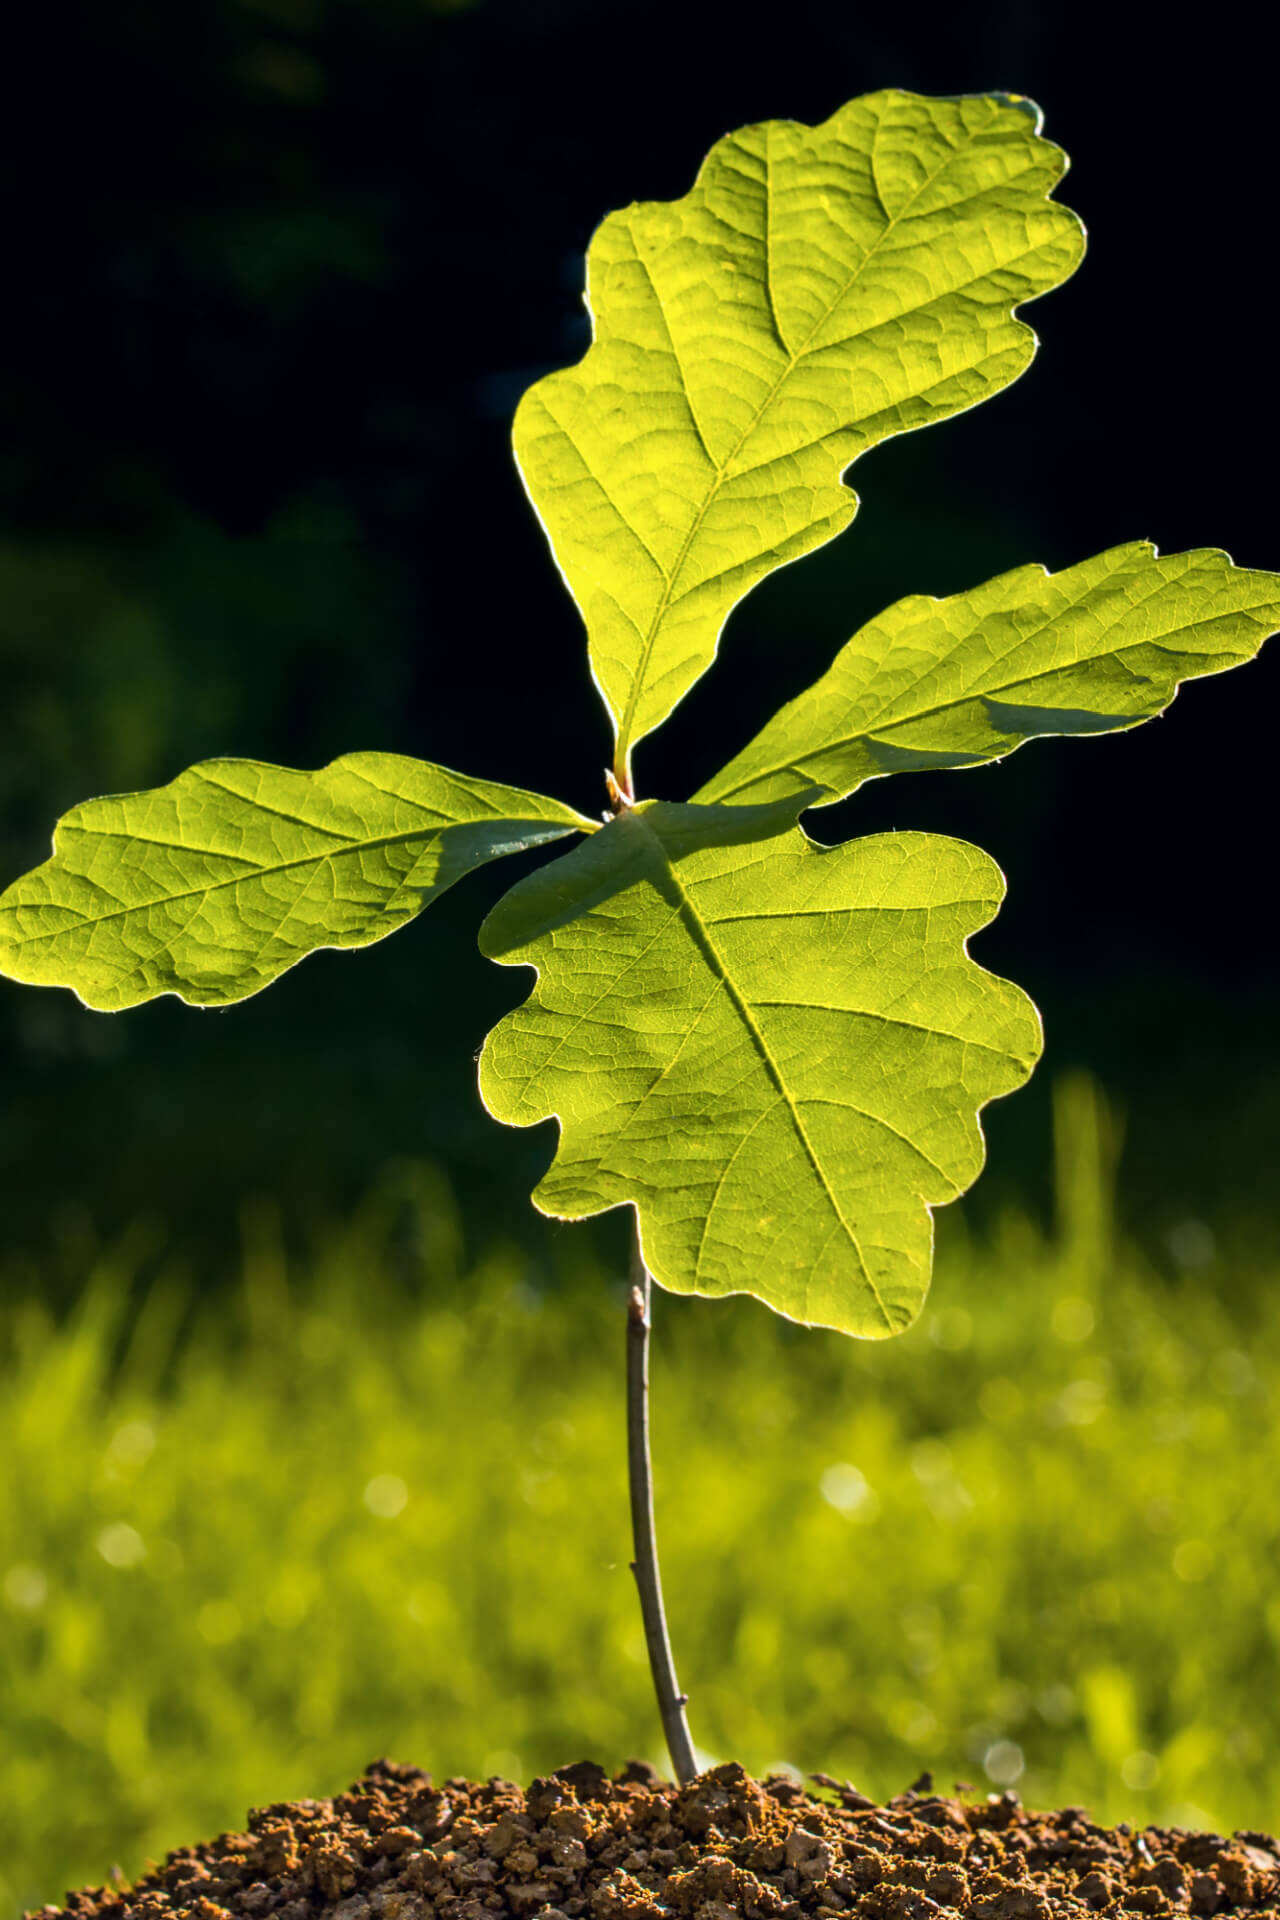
left=2, top=91, right=1277, bottom=1782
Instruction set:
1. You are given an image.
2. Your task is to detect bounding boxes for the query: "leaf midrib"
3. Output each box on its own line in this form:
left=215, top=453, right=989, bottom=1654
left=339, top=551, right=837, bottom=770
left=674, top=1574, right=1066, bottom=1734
left=5, top=817, right=581, bottom=950
left=636, top=812, right=890, bottom=1328
left=613, top=111, right=999, bottom=771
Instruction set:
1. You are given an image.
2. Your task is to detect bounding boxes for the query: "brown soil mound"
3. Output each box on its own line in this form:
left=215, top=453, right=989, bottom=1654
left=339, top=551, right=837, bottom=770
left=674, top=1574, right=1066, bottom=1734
left=32, top=1759, right=1280, bottom=1920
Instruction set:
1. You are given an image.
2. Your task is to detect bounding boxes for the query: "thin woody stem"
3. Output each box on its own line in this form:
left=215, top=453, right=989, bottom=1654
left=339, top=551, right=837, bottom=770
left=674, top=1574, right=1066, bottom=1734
left=626, top=1222, right=698, bottom=1784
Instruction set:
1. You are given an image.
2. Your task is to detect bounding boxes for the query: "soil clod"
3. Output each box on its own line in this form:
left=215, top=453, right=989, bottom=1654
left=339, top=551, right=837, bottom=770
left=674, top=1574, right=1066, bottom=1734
left=31, top=1760, right=1280, bottom=1920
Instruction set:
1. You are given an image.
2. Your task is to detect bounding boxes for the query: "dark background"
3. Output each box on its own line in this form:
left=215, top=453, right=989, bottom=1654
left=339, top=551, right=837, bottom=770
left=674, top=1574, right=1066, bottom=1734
left=1, top=0, right=1275, bottom=1286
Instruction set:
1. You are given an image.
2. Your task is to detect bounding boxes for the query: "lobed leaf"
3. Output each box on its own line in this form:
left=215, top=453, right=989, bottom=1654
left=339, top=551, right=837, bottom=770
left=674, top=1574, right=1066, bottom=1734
left=478, top=800, right=1040, bottom=1336
left=697, top=543, right=1280, bottom=808
left=515, top=89, right=1084, bottom=781
left=0, top=753, right=592, bottom=1011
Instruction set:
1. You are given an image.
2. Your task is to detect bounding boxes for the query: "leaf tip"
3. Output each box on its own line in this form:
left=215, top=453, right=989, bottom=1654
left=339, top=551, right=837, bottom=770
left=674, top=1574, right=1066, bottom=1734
left=985, top=91, right=1044, bottom=132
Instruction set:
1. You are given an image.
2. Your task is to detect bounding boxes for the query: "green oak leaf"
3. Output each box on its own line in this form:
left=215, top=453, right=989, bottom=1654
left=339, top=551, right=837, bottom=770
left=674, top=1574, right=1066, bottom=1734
left=478, top=800, right=1040, bottom=1336
left=0, top=753, right=593, bottom=1012
left=696, top=544, right=1280, bottom=807
left=515, top=89, right=1084, bottom=781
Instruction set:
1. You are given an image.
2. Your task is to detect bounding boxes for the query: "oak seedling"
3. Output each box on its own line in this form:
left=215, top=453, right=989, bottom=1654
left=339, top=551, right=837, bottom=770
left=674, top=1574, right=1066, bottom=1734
left=2, top=91, right=1276, bottom=1782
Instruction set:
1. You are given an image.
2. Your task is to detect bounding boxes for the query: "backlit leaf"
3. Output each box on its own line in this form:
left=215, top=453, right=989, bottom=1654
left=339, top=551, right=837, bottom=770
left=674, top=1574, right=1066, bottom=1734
left=478, top=801, right=1039, bottom=1335
left=515, top=89, right=1083, bottom=781
left=697, top=543, right=1280, bottom=807
left=0, top=754, right=592, bottom=1011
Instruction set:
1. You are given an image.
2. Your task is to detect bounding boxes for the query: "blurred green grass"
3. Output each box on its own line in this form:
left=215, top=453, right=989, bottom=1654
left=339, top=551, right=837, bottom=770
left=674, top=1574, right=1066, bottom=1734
left=2, top=1076, right=1278, bottom=1912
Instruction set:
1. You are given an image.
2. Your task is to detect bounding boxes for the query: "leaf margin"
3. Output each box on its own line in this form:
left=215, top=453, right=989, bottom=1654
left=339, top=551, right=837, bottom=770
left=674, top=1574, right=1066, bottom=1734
left=694, top=541, right=1280, bottom=811
left=514, top=86, right=1087, bottom=786
left=478, top=797, right=1042, bottom=1337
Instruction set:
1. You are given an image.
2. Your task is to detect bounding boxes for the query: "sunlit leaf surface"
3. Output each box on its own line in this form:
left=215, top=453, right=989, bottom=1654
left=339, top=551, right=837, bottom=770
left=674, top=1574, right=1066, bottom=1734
left=479, top=800, right=1039, bottom=1334
left=0, top=754, right=591, bottom=1010
left=516, top=89, right=1083, bottom=777
left=3, top=89, right=1272, bottom=1344
left=698, top=543, right=1280, bottom=807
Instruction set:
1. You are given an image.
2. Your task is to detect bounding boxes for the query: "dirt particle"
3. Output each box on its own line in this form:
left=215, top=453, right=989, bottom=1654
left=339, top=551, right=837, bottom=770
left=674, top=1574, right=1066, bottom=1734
left=588, top=1872, right=664, bottom=1920
left=331, top=1899, right=371, bottom=1920
left=455, top=1859, right=498, bottom=1888
left=970, top=1881, right=1050, bottom=1920
left=1215, top=1857, right=1258, bottom=1906
left=404, top=1790, right=453, bottom=1841
left=922, top=1867, right=967, bottom=1905
left=555, top=1766, right=610, bottom=1801
left=527, top=1782, right=572, bottom=1824
left=1139, top=1856, right=1190, bottom=1905
left=303, top=1840, right=359, bottom=1901
left=980, top=1794, right=1024, bottom=1833
left=375, top=1831, right=422, bottom=1860
left=508, top=1884, right=558, bottom=1915
left=1127, top=1890, right=1171, bottom=1916
left=246, top=1830, right=297, bottom=1879
left=484, top=1817, right=532, bottom=1861
left=619, top=1764, right=664, bottom=1790
left=784, top=1832, right=833, bottom=1883
left=444, top=1900, right=492, bottom=1920
left=862, top=1887, right=943, bottom=1920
